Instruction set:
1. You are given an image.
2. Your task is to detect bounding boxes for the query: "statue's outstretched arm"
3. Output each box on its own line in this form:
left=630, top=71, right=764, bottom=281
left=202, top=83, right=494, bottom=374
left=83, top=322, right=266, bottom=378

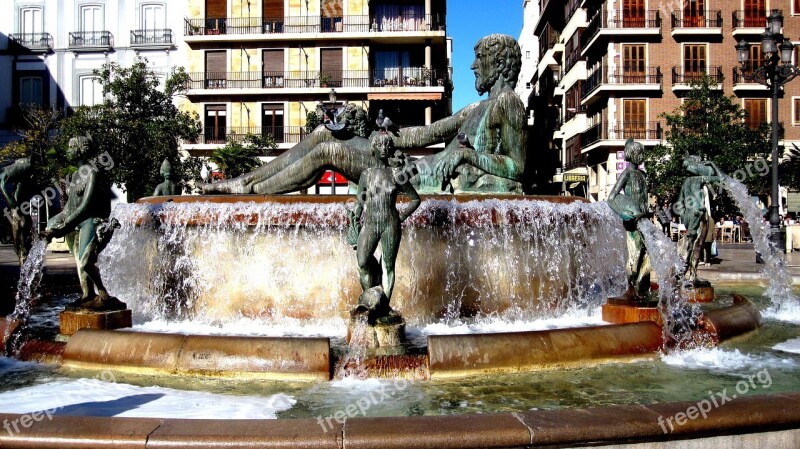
left=393, top=103, right=478, bottom=149
left=0, top=171, right=15, bottom=210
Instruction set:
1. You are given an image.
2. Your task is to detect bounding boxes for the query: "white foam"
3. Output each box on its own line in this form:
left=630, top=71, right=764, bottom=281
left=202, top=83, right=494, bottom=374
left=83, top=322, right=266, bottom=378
left=0, top=378, right=295, bottom=419
left=410, top=307, right=606, bottom=337
left=131, top=317, right=347, bottom=338
left=660, top=347, right=796, bottom=371
left=774, top=338, right=800, bottom=355
left=762, top=301, right=800, bottom=325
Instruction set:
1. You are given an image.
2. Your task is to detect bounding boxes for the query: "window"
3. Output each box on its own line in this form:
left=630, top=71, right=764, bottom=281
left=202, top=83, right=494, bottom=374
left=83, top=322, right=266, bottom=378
left=205, top=105, right=226, bottom=143
left=141, top=3, right=165, bottom=30
left=684, top=0, right=705, bottom=26
left=683, top=44, right=707, bottom=74
left=749, top=44, right=764, bottom=68
left=794, top=98, right=800, bottom=125
left=374, top=50, right=424, bottom=86
left=744, top=99, right=767, bottom=129
left=205, top=51, right=226, bottom=88
left=622, top=0, right=645, bottom=27
left=374, top=4, right=426, bottom=31
left=526, top=51, right=531, bottom=60
left=744, top=0, right=765, bottom=27
left=320, top=48, right=343, bottom=87
left=80, top=5, right=103, bottom=32
left=795, top=0, right=800, bottom=15
left=19, top=7, right=43, bottom=34
left=262, top=104, right=284, bottom=143
left=20, top=77, right=43, bottom=105
left=622, top=44, right=646, bottom=81
left=623, top=99, right=647, bottom=139
left=79, top=75, right=103, bottom=106
left=262, top=49, right=284, bottom=88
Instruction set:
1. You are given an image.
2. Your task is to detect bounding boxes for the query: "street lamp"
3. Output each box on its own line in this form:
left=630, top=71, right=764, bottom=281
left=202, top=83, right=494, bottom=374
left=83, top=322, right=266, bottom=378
left=736, top=9, right=800, bottom=253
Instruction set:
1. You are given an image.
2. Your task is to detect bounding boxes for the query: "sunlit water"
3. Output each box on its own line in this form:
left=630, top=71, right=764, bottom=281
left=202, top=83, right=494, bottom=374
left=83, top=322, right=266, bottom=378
left=720, top=177, right=800, bottom=320
left=1, top=285, right=797, bottom=420
left=4, top=239, right=47, bottom=351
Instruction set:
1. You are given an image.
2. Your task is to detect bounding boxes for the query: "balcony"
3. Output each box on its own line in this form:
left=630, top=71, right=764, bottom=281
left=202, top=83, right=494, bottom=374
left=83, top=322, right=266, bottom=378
left=582, top=10, right=661, bottom=54
left=8, top=33, right=53, bottom=53
left=581, top=66, right=662, bottom=104
left=732, top=10, right=768, bottom=34
left=196, top=126, right=305, bottom=145
left=130, top=29, right=174, bottom=49
left=564, top=155, right=588, bottom=171
left=582, top=120, right=662, bottom=151
left=184, top=14, right=444, bottom=37
left=670, top=11, right=722, bottom=37
left=564, top=49, right=585, bottom=76
left=671, top=66, right=723, bottom=90
left=565, top=105, right=587, bottom=122
left=732, top=67, right=768, bottom=92
left=187, top=68, right=450, bottom=92
left=68, top=31, right=114, bottom=51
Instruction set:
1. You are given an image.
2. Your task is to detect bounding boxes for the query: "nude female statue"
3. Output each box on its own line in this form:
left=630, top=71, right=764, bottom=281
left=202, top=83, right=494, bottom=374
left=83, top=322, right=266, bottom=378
left=202, top=34, right=527, bottom=195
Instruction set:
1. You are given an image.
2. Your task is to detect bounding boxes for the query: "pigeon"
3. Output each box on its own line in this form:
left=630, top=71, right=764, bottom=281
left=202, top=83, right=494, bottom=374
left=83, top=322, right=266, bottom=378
left=375, top=109, right=396, bottom=134
left=457, top=132, right=473, bottom=149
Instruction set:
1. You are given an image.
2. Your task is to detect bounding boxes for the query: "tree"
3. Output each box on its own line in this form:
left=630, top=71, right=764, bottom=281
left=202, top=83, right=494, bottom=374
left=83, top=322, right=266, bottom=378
left=208, top=133, right=276, bottom=179
left=645, top=76, right=773, bottom=213
left=60, top=58, right=201, bottom=201
left=1, top=105, right=68, bottom=189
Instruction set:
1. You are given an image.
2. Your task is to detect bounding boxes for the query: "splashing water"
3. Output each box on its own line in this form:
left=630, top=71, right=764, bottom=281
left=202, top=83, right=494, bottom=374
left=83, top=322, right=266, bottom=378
left=636, top=219, right=701, bottom=347
left=4, top=239, right=48, bottom=349
left=100, top=199, right=627, bottom=328
left=719, top=177, right=800, bottom=319
left=333, top=314, right=371, bottom=380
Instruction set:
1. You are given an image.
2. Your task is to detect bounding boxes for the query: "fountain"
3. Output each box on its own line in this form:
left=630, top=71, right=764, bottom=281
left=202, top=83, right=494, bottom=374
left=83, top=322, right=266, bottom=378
left=0, top=34, right=796, bottom=448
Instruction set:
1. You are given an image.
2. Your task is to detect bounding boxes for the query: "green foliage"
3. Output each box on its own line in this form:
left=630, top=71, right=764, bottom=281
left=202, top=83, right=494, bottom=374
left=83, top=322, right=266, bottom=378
left=305, top=110, right=320, bottom=134
left=645, top=76, right=771, bottom=212
left=60, top=58, right=201, bottom=201
left=2, top=105, right=69, bottom=191
left=209, top=133, right=276, bottom=179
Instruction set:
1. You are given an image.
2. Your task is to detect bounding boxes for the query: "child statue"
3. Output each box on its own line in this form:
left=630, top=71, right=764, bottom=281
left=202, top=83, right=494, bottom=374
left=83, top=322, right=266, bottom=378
left=347, top=133, right=421, bottom=319
left=152, top=159, right=180, bottom=196
left=607, top=139, right=652, bottom=300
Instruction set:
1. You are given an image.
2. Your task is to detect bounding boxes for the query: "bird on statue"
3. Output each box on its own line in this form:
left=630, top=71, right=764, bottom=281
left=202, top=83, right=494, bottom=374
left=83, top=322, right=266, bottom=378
left=375, top=109, right=397, bottom=135
left=457, top=132, right=474, bottom=149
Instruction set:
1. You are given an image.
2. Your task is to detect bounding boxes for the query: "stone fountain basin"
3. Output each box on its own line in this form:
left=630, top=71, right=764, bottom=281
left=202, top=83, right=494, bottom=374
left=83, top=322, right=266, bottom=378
left=46, top=297, right=762, bottom=381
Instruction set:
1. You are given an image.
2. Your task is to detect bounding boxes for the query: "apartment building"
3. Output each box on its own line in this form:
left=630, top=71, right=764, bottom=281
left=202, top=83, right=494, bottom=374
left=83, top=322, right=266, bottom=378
left=527, top=0, right=800, bottom=201
left=517, top=0, right=540, bottom=126
left=181, top=0, right=451, bottom=193
left=0, top=0, right=186, bottom=133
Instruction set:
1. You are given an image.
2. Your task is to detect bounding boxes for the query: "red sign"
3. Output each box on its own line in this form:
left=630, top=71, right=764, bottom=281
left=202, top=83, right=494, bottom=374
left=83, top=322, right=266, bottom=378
left=318, top=171, right=349, bottom=186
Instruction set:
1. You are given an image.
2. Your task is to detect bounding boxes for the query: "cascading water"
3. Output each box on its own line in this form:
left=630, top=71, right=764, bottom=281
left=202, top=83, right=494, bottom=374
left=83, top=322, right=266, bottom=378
left=99, top=198, right=627, bottom=329
left=719, top=177, right=800, bottom=318
left=4, top=239, right=47, bottom=350
left=636, top=219, right=702, bottom=346
left=333, top=314, right=370, bottom=380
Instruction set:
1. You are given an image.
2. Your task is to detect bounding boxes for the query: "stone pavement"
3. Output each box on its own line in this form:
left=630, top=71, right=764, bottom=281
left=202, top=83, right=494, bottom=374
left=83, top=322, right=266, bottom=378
left=698, top=242, right=800, bottom=284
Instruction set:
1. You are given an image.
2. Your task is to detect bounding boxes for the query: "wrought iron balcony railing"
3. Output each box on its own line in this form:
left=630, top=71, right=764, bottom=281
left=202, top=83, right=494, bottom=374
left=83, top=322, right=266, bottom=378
left=671, top=66, right=724, bottom=85
left=732, top=10, right=769, bottom=29
left=188, top=68, right=450, bottom=90
left=671, top=11, right=722, bottom=28
left=583, top=121, right=662, bottom=146
left=131, top=29, right=173, bottom=46
left=582, top=10, right=661, bottom=49
left=8, top=33, right=53, bottom=52
left=198, top=126, right=305, bottom=145
left=581, top=66, right=662, bottom=96
left=68, top=31, right=114, bottom=48
left=184, top=14, right=444, bottom=36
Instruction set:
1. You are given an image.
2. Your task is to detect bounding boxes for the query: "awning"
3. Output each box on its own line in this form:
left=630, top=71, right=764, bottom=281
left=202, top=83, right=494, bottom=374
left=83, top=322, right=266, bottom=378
left=367, top=93, right=442, bottom=101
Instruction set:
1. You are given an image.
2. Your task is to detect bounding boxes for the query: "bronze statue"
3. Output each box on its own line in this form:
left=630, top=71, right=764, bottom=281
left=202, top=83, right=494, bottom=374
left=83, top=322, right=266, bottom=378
left=349, top=134, right=420, bottom=309
left=607, top=139, right=652, bottom=300
left=42, top=136, right=125, bottom=311
left=676, top=155, right=724, bottom=283
left=0, top=158, right=34, bottom=265
left=152, top=159, right=180, bottom=196
left=202, top=34, right=526, bottom=195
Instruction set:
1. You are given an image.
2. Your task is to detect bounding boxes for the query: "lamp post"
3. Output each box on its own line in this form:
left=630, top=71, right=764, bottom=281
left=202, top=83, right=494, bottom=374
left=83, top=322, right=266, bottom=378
left=736, top=9, right=799, bottom=253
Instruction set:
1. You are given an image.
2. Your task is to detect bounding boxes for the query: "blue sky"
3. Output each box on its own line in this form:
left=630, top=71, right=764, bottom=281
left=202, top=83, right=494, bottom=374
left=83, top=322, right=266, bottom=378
left=447, top=1, right=524, bottom=111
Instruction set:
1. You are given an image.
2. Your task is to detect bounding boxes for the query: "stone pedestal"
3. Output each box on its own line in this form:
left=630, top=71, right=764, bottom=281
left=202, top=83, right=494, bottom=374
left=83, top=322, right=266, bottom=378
left=602, top=297, right=662, bottom=326
left=347, top=315, right=407, bottom=356
left=59, top=309, right=132, bottom=336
